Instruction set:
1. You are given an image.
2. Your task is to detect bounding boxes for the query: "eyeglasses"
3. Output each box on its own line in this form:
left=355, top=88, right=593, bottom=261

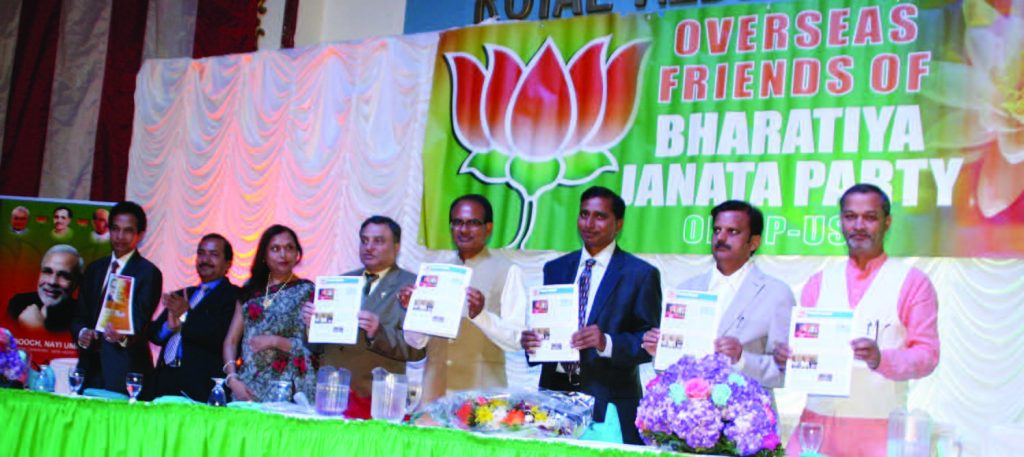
left=450, top=219, right=486, bottom=229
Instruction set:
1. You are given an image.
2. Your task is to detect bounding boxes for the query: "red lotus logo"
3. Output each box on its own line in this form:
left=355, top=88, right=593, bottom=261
left=445, top=36, right=649, bottom=247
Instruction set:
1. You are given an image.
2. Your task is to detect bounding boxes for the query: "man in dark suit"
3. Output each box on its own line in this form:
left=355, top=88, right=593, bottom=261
left=149, top=233, right=239, bottom=400
left=303, top=216, right=425, bottom=418
left=521, top=186, right=661, bottom=444
left=71, top=201, right=163, bottom=399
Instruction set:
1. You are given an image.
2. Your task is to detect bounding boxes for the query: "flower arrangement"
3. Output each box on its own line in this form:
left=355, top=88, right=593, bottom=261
left=636, top=354, right=784, bottom=456
left=0, top=328, right=27, bottom=387
left=429, top=389, right=594, bottom=438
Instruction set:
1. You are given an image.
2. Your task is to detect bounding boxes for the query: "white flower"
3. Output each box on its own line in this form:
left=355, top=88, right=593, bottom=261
left=924, top=2, right=1024, bottom=217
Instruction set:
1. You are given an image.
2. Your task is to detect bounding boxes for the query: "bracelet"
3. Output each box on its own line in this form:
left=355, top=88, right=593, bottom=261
left=222, top=362, right=233, bottom=374
left=225, top=373, right=237, bottom=384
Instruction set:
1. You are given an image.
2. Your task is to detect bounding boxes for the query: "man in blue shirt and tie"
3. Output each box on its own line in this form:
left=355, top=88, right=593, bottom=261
left=150, top=233, right=239, bottom=400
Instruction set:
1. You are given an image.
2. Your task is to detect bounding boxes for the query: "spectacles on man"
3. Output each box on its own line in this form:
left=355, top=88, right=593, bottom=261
left=450, top=219, right=485, bottom=228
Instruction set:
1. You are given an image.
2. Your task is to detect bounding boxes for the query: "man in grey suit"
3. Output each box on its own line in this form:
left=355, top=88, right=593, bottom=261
left=643, top=200, right=794, bottom=388
left=303, top=216, right=425, bottom=418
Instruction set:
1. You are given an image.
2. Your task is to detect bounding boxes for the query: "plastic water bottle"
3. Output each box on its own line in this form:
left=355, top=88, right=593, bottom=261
left=38, top=364, right=56, bottom=392
left=887, top=407, right=908, bottom=457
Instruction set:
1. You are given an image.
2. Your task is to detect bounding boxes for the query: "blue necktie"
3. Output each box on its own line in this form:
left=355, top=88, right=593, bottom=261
left=563, top=258, right=596, bottom=378
left=164, top=284, right=208, bottom=365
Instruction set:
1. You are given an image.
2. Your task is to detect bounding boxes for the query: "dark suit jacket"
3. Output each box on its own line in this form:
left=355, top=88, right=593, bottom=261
left=71, top=252, right=163, bottom=399
left=148, top=279, right=239, bottom=400
left=315, top=267, right=426, bottom=397
left=536, top=246, right=661, bottom=444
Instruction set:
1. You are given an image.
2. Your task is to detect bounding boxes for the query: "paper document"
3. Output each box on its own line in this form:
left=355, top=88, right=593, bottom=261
left=402, top=263, right=473, bottom=339
left=95, top=274, right=135, bottom=335
left=654, top=289, right=720, bottom=370
left=308, top=275, right=364, bottom=344
left=527, top=284, right=579, bottom=363
left=783, top=307, right=856, bottom=396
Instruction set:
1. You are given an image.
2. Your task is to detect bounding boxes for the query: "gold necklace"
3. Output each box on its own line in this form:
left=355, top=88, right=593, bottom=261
left=263, top=272, right=294, bottom=308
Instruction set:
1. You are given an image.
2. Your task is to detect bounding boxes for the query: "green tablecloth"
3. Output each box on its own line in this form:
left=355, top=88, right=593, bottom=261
left=0, top=389, right=665, bottom=456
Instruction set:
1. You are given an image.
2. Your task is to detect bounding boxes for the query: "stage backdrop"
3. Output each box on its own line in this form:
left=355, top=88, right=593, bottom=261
left=420, top=0, right=1024, bottom=257
left=126, top=1, right=1023, bottom=455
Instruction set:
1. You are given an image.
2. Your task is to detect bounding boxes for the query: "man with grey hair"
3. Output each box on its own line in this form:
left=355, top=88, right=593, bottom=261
left=7, top=244, right=83, bottom=332
left=10, top=206, right=29, bottom=235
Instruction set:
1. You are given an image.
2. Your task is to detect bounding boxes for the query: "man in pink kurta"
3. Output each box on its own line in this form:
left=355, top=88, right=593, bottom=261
left=780, top=184, right=940, bottom=457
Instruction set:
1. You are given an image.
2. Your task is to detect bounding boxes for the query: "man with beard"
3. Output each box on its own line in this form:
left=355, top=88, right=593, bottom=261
left=7, top=245, right=83, bottom=332
left=149, top=234, right=239, bottom=400
left=776, top=183, right=940, bottom=457
left=641, top=200, right=794, bottom=388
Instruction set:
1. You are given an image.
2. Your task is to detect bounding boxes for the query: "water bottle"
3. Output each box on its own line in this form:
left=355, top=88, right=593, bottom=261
left=39, top=364, right=56, bottom=392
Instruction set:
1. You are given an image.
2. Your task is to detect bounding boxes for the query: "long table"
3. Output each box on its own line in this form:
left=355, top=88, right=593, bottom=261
left=0, top=389, right=668, bottom=456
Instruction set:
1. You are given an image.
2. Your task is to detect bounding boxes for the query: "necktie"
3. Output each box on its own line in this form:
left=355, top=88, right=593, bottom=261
left=164, top=284, right=208, bottom=365
left=563, top=259, right=596, bottom=378
left=362, top=272, right=379, bottom=303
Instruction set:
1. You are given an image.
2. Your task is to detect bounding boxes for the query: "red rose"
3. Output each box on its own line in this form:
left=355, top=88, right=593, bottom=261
left=246, top=303, right=263, bottom=321
left=271, top=358, right=288, bottom=373
left=292, top=356, right=307, bottom=375
left=456, top=402, right=473, bottom=425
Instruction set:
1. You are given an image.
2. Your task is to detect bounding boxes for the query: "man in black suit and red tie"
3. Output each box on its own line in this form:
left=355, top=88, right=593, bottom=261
left=71, top=201, right=163, bottom=399
left=520, top=186, right=662, bottom=444
left=149, top=233, right=239, bottom=400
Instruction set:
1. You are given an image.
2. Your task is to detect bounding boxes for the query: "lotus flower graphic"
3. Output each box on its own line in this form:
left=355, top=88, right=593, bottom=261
left=924, top=0, right=1024, bottom=218
left=445, top=36, right=649, bottom=248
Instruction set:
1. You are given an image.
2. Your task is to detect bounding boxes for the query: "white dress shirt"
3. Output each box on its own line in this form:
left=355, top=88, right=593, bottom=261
left=574, top=241, right=616, bottom=358
left=707, top=259, right=753, bottom=369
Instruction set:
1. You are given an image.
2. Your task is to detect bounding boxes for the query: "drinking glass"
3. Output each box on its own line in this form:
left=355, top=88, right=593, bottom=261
left=799, top=422, right=824, bottom=453
left=68, top=369, right=85, bottom=396
left=208, top=378, right=227, bottom=406
left=126, top=372, right=143, bottom=404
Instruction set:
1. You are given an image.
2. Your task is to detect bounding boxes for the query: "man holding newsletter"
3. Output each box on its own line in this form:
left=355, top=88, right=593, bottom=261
left=641, top=200, right=794, bottom=388
left=71, top=201, right=163, bottom=399
left=520, top=186, right=661, bottom=445
left=400, top=194, right=526, bottom=404
left=777, top=183, right=940, bottom=457
left=303, top=216, right=425, bottom=418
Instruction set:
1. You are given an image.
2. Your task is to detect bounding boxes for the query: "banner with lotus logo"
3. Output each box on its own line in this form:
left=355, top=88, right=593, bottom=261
left=420, top=0, right=1024, bottom=257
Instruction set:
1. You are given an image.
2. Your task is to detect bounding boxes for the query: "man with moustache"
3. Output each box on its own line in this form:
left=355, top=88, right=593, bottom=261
left=149, top=234, right=239, bottom=400
left=401, top=195, right=526, bottom=404
left=303, top=216, right=425, bottom=418
left=777, top=183, right=940, bottom=457
left=641, top=200, right=794, bottom=388
left=7, top=245, right=83, bottom=332
left=520, top=186, right=661, bottom=444
left=71, top=201, right=163, bottom=398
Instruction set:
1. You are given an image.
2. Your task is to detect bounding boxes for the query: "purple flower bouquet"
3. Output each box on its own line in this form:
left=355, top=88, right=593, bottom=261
left=636, top=354, right=784, bottom=456
left=1, top=328, right=27, bottom=388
